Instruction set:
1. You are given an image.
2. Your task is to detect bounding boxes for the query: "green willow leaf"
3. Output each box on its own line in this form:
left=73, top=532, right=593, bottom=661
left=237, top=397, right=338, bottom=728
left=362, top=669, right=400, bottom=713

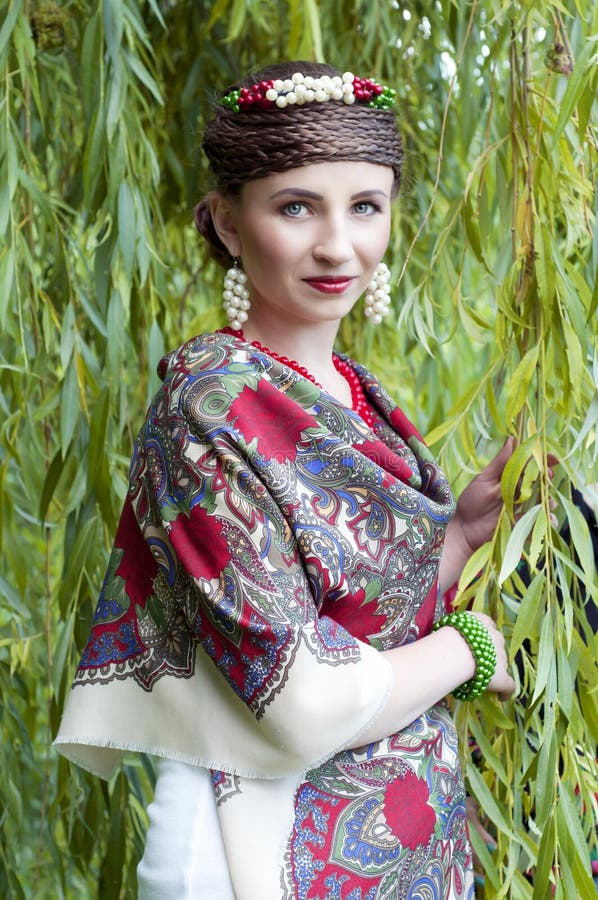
left=52, top=610, right=75, bottom=700
left=498, top=504, right=541, bottom=585
left=57, top=516, right=99, bottom=616
left=81, top=10, right=102, bottom=120
left=106, top=61, right=127, bottom=140
left=505, top=346, right=538, bottom=423
left=206, top=0, right=231, bottom=32
left=562, top=318, right=585, bottom=406
left=103, top=0, right=124, bottom=61
left=456, top=540, right=492, bottom=593
left=107, top=289, right=126, bottom=394
left=588, top=262, right=598, bottom=321
left=468, top=824, right=501, bottom=889
left=465, top=761, right=517, bottom=839
left=533, top=816, right=556, bottom=900
left=535, top=224, right=556, bottom=316
left=558, top=490, right=595, bottom=586
left=305, top=0, right=324, bottom=61
left=124, top=49, right=164, bottom=104
left=556, top=643, right=577, bottom=720
left=509, top=572, right=545, bottom=662
left=550, top=38, right=595, bottom=152
left=557, top=784, right=596, bottom=894
left=527, top=507, right=547, bottom=573
left=118, top=182, right=136, bottom=279
left=99, top=774, right=127, bottom=897
left=531, top=612, right=557, bottom=707
left=88, top=388, right=111, bottom=492
left=39, top=448, right=65, bottom=525
left=0, top=249, right=15, bottom=328
left=500, top=437, right=536, bottom=521
left=462, top=197, right=493, bottom=274
left=228, top=0, right=247, bottom=41
left=59, top=363, right=79, bottom=454
left=82, top=105, right=106, bottom=207
left=468, top=716, right=509, bottom=787
left=0, top=573, right=25, bottom=614
left=146, top=0, right=167, bottom=28
left=0, top=0, right=21, bottom=61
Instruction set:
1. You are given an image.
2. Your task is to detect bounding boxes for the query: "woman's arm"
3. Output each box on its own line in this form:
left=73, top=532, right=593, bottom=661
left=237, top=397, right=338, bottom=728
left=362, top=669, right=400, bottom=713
left=350, top=611, right=515, bottom=747
left=349, top=441, right=520, bottom=750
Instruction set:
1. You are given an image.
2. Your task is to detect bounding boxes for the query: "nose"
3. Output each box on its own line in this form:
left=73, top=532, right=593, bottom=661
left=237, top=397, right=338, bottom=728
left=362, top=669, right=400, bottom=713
left=313, top=214, right=355, bottom=266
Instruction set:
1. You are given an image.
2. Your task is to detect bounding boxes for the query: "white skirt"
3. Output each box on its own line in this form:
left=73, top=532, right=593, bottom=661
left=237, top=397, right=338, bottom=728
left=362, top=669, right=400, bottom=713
left=137, top=757, right=236, bottom=899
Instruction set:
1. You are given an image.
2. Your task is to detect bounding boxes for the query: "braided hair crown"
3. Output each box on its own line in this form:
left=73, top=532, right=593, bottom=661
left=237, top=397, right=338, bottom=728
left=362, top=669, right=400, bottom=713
left=195, top=61, right=403, bottom=267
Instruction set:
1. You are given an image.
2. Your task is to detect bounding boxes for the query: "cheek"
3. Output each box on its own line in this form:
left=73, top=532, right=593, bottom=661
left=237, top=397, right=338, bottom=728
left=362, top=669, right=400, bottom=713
left=245, top=228, right=296, bottom=275
left=369, top=220, right=392, bottom=262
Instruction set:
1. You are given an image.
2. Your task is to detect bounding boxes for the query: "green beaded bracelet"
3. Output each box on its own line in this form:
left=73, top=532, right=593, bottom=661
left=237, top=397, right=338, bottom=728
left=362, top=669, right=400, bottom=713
left=432, top=611, right=497, bottom=701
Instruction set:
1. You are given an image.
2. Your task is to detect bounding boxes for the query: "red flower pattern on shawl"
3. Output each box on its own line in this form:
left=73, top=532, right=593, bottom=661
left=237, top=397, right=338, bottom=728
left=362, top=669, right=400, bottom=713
left=320, top=587, right=388, bottom=642
left=229, top=379, right=317, bottom=463
left=354, top=437, right=414, bottom=483
left=115, top=494, right=158, bottom=600
left=169, top=503, right=230, bottom=582
left=383, top=769, right=436, bottom=850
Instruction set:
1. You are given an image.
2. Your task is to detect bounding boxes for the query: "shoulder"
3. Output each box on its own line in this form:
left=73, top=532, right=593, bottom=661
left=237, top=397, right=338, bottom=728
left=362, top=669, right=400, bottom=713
left=159, top=332, right=321, bottom=411
left=158, top=331, right=264, bottom=383
left=151, top=332, right=271, bottom=429
left=152, top=332, right=323, bottom=435
left=140, top=332, right=323, bottom=457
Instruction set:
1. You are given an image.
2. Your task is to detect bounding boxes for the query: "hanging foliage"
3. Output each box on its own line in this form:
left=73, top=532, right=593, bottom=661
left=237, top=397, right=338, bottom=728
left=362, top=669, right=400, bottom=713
left=0, top=0, right=596, bottom=896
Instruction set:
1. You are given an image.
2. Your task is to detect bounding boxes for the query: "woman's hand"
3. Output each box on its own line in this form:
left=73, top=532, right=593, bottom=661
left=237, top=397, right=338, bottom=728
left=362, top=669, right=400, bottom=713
left=440, top=440, right=559, bottom=593
left=467, top=611, right=516, bottom=697
left=465, top=796, right=497, bottom=889
left=452, top=439, right=515, bottom=556
left=439, top=440, right=514, bottom=593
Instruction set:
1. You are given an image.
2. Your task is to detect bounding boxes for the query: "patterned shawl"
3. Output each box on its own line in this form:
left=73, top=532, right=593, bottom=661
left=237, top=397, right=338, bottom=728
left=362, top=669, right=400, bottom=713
left=55, top=331, right=455, bottom=783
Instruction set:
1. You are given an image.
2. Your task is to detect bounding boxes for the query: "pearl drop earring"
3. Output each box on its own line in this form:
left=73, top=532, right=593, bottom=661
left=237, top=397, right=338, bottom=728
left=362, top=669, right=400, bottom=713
left=364, top=263, right=391, bottom=324
left=222, top=260, right=251, bottom=330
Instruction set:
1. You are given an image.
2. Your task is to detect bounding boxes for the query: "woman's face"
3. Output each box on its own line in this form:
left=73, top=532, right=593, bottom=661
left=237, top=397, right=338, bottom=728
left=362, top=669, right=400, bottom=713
left=215, top=161, right=394, bottom=328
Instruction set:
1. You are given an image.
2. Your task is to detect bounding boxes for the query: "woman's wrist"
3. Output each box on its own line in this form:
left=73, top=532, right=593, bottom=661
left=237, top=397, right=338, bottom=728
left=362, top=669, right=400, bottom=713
left=433, top=612, right=497, bottom=701
left=438, top=517, right=476, bottom=594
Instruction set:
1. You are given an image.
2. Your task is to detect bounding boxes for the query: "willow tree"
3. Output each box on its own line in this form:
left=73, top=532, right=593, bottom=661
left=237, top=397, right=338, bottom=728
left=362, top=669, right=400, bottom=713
left=1, top=0, right=596, bottom=896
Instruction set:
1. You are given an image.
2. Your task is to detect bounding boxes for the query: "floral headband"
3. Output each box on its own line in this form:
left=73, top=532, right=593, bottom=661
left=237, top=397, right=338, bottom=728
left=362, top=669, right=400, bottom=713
left=220, top=71, right=396, bottom=113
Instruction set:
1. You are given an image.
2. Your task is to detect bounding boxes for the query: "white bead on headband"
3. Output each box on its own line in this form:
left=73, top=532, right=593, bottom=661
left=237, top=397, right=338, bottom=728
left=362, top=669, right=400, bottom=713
left=220, top=72, right=396, bottom=112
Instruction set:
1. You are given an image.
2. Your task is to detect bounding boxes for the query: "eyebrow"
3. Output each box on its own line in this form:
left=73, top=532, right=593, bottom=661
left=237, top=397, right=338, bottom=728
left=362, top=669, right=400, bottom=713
left=268, top=188, right=389, bottom=200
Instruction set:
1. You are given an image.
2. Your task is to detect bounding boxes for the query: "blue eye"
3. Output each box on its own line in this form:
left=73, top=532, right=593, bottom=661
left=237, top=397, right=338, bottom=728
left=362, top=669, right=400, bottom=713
left=283, top=201, right=307, bottom=217
left=353, top=201, right=377, bottom=215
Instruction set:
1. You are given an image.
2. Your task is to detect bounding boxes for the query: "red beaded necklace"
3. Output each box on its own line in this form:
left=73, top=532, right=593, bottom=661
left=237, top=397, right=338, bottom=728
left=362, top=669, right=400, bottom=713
left=220, top=327, right=375, bottom=428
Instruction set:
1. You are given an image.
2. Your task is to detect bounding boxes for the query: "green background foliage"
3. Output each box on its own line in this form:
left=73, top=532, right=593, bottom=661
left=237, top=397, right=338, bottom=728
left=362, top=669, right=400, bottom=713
left=1, top=0, right=596, bottom=896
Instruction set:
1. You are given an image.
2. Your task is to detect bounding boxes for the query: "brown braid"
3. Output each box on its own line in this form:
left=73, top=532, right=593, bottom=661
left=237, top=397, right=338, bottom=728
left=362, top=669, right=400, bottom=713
left=195, top=61, right=403, bottom=267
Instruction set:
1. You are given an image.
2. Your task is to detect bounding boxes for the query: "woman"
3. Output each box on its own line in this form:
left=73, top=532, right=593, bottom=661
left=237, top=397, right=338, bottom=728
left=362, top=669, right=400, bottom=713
left=55, top=61, right=515, bottom=898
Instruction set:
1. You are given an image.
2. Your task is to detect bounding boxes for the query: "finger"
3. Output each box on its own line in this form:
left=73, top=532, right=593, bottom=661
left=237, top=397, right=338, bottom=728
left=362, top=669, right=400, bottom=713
left=492, top=437, right=515, bottom=472
left=546, top=454, right=559, bottom=480
left=465, top=798, right=497, bottom=851
left=470, top=814, right=495, bottom=847
left=479, top=438, right=515, bottom=482
left=498, top=677, right=516, bottom=701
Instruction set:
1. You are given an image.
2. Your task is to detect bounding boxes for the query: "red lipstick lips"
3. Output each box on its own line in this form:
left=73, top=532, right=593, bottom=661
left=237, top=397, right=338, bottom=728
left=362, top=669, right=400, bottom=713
left=304, top=276, right=356, bottom=294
